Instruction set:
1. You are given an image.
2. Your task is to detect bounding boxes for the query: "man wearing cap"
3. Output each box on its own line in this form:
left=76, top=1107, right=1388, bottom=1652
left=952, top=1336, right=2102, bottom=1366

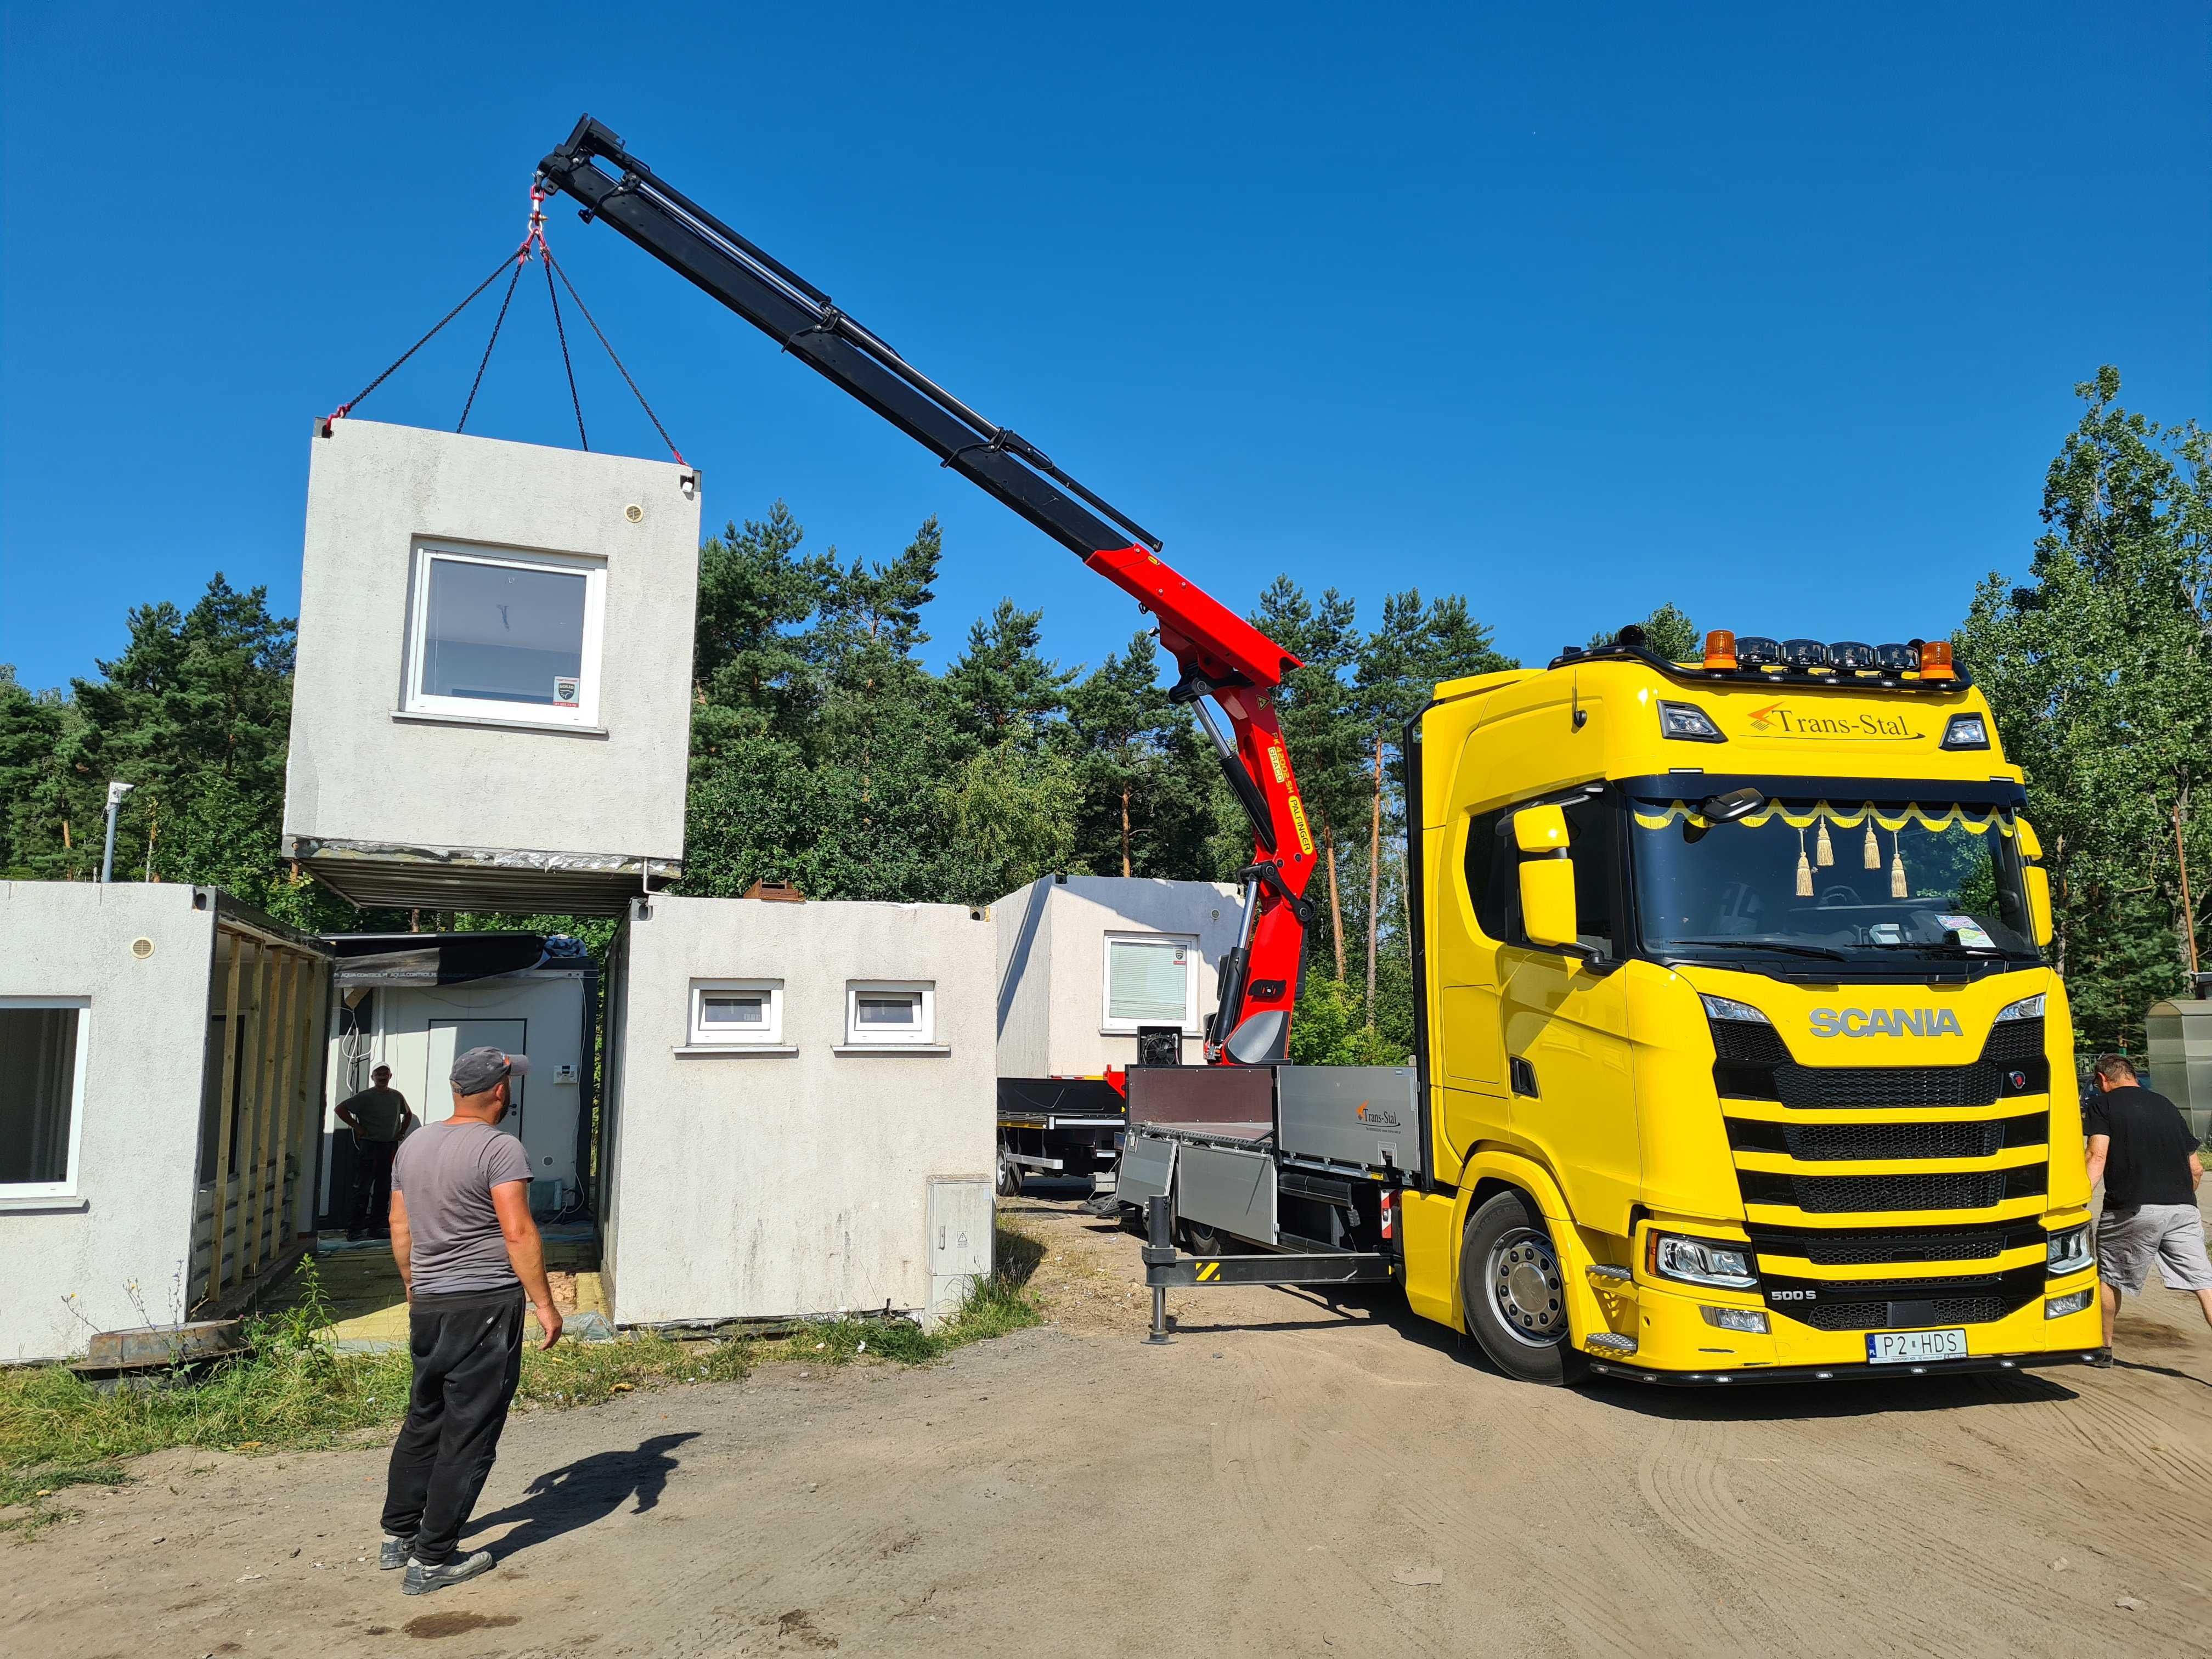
left=379, top=1047, right=563, bottom=1595
left=336, top=1064, right=415, bottom=1241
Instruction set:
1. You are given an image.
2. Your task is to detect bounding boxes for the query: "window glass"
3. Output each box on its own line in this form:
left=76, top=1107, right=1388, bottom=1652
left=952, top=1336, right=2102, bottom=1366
left=1108, top=938, right=1192, bottom=1025
left=1632, top=800, right=2038, bottom=967
left=1, top=1006, right=79, bottom=1187
left=1463, top=810, right=1509, bottom=941
left=845, top=983, right=934, bottom=1045
left=1561, top=795, right=1616, bottom=955
left=689, top=980, right=781, bottom=1045
left=856, top=994, right=921, bottom=1028
left=421, top=557, right=587, bottom=707
left=701, top=992, right=766, bottom=1028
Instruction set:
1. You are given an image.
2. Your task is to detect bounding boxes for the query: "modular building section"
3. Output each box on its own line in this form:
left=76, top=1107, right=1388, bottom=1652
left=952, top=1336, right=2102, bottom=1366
left=2146, top=989, right=2212, bottom=1139
left=320, top=933, right=596, bottom=1223
left=601, top=894, right=995, bottom=1327
left=281, top=417, right=702, bottom=914
left=0, top=884, right=331, bottom=1363
left=995, top=876, right=1240, bottom=1074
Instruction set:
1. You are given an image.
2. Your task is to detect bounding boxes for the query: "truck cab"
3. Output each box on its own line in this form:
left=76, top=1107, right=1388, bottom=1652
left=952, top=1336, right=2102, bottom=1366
left=1398, top=630, right=2103, bottom=1383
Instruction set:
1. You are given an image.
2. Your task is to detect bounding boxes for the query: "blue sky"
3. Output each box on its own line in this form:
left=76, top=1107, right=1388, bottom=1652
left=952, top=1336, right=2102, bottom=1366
left=2, top=4, right=2205, bottom=692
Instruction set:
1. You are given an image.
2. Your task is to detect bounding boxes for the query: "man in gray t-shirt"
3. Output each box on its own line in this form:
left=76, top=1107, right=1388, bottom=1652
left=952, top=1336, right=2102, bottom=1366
left=381, top=1047, right=562, bottom=1597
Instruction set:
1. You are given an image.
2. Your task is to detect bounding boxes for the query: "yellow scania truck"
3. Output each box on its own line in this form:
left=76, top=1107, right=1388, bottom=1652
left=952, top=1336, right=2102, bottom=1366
left=1126, top=627, right=2104, bottom=1386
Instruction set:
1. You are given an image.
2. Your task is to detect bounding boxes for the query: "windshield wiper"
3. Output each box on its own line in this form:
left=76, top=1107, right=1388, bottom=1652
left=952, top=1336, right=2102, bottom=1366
left=1668, top=939, right=1850, bottom=962
left=1862, top=941, right=2010, bottom=958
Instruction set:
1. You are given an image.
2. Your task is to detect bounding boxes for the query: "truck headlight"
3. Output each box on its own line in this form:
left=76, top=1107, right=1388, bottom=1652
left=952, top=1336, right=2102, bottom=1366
left=1994, top=994, right=2045, bottom=1022
left=1700, top=1305, right=1770, bottom=1333
left=1659, top=701, right=1725, bottom=742
left=1699, top=994, right=1769, bottom=1025
left=2047, top=1224, right=2092, bottom=1275
left=2045, top=1288, right=2095, bottom=1319
left=1649, top=1232, right=1758, bottom=1290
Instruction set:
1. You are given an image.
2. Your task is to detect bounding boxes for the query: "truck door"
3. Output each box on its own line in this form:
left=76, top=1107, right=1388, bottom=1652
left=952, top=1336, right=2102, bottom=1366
left=1500, top=792, right=1640, bottom=1236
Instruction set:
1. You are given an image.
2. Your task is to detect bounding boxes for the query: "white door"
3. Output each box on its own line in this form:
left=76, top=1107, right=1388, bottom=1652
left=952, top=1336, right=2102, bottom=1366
left=426, top=1018, right=528, bottom=1143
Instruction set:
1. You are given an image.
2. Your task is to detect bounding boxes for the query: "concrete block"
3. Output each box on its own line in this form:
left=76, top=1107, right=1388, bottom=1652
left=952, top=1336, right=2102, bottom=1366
left=281, top=419, right=702, bottom=913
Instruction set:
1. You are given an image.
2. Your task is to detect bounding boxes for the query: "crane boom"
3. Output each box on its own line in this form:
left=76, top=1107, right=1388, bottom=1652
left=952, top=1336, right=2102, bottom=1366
left=538, top=115, right=1317, bottom=1062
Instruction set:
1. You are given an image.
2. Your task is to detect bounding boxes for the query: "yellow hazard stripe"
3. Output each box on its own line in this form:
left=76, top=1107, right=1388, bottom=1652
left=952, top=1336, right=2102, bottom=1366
left=1197, top=1260, right=1220, bottom=1281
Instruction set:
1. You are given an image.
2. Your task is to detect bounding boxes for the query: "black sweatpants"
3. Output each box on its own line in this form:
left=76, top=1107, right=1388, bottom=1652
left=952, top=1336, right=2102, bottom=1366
left=381, top=1289, right=526, bottom=1564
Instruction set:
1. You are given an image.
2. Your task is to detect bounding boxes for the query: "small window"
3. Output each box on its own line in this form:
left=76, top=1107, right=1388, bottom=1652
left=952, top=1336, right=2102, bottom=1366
left=845, top=981, right=934, bottom=1046
left=689, top=980, right=783, bottom=1046
left=405, top=543, right=606, bottom=727
left=1102, top=934, right=1200, bottom=1032
left=1, top=999, right=88, bottom=1199
left=1463, top=809, right=1510, bottom=942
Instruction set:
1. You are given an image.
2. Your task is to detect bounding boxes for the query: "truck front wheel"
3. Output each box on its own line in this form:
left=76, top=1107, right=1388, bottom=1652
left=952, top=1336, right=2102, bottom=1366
left=1460, top=1190, right=1589, bottom=1387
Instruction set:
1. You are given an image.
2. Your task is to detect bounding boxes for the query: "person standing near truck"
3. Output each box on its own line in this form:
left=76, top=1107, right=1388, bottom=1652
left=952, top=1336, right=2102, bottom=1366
left=336, top=1064, right=414, bottom=1240
left=2085, top=1053, right=2212, bottom=1353
left=380, top=1047, right=563, bottom=1596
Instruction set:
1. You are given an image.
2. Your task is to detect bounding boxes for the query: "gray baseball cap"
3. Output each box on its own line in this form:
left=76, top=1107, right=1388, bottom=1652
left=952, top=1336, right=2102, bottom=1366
left=450, top=1046, right=529, bottom=1094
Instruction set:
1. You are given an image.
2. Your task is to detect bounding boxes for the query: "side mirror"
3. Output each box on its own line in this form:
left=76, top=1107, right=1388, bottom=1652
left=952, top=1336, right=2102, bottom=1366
left=2023, top=866, right=2054, bottom=949
left=1514, top=804, right=1578, bottom=949
left=2016, top=816, right=2053, bottom=948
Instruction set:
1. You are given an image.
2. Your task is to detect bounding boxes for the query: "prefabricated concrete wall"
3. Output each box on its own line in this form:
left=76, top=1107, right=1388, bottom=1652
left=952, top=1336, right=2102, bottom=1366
left=605, top=895, right=995, bottom=1325
left=282, top=418, right=702, bottom=913
left=0, top=883, right=213, bottom=1363
left=994, top=877, right=1241, bottom=1076
left=322, top=968, right=591, bottom=1218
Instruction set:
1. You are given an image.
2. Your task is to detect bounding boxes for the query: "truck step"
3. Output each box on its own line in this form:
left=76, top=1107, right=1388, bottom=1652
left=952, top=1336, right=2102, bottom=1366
left=1585, top=1263, right=1634, bottom=1285
left=1584, top=1333, right=1638, bottom=1354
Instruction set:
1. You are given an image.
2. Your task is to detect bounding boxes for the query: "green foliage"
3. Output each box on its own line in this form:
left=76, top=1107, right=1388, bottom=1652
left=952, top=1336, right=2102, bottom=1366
left=791, top=1224, right=1044, bottom=1364
left=1289, top=973, right=1409, bottom=1065
left=1961, top=366, right=2210, bottom=1052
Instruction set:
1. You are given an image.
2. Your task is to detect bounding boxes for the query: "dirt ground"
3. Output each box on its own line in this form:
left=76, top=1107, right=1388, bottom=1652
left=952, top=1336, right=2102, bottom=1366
left=8, top=1187, right=2212, bottom=1658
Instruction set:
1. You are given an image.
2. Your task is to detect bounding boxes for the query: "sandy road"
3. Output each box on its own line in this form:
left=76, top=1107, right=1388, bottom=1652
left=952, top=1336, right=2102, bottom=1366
left=8, top=1189, right=2211, bottom=1658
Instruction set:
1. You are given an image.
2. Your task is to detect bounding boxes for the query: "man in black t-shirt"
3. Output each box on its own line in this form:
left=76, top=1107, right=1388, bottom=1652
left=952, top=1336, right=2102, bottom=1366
left=2085, top=1054, right=2210, bottom=1351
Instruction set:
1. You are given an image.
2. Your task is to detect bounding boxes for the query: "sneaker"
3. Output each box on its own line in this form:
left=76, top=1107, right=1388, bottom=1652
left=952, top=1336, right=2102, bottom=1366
left=402, top=1550, right=494, bottom=1595
left=379, top=1534, right=414, bottom=1570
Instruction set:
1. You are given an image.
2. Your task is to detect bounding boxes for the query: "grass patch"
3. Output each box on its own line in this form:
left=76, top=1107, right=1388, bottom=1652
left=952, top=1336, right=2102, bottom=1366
left=783, top=1221, right=1045, bottom=1367
left=1, top=1223, right=1042, bottom=1496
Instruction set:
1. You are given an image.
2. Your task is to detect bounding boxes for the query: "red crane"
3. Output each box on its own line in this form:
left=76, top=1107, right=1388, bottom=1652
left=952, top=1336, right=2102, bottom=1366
left=538, top=117, right=1317, bottom=1063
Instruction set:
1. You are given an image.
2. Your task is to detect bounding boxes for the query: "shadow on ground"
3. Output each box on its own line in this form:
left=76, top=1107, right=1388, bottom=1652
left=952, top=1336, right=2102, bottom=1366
left=467, top=1432, right=699, bottom=1562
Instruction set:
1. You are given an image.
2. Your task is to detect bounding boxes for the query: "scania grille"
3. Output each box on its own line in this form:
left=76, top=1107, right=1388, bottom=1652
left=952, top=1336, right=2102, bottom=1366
left=1709, top=1015, right=2049, bottom=1109
left=1726, top=1112, right=2048, bottom=1161
left=1763, top=1263, right=2045, bottom=1331
left=1745, top=1220, right=2046, bottom=1267
left=1739, top=1165, right=2047, bottom=1214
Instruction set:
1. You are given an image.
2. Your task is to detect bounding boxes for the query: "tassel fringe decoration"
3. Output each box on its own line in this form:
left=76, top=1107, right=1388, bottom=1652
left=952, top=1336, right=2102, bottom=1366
left=1796, top=827, right=1815, bottom=898
left=1864, top=823, right=1881, bottom=869
left=1815, top=819, right=1834, bottom=867
left=1889, top=833, right=1909, bottom=899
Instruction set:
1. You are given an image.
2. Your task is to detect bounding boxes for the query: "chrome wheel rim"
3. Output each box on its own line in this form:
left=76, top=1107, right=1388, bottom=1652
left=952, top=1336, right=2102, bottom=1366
left=1487, top=1226, right=1567, bottom=1347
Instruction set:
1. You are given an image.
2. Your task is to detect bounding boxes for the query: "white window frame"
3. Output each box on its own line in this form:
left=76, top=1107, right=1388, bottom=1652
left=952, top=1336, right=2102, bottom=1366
left=0, top=997, right=90, bottom=1204
left=1101, top=933, right=1202, bottom=1035
left=403, top=540, right=607, bottom=729
left=685, top=979, right=786, bottom=1049
left=843, top=980, right=936, bottom=1048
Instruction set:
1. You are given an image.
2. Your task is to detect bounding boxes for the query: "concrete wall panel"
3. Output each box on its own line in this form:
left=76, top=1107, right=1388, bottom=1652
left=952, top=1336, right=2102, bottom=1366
left=607, top=896, right=994, bottom=1325
left=0, top=884, right=213, bottom=1363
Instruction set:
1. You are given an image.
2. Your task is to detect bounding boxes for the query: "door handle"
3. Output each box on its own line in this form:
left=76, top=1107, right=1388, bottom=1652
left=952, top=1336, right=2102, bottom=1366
left=1509, top=1056, right=1539, bottom=1098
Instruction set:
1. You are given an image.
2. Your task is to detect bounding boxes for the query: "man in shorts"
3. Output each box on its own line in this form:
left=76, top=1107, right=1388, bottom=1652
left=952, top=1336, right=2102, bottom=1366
left=2085, top=1053, right=2211, bottom=1351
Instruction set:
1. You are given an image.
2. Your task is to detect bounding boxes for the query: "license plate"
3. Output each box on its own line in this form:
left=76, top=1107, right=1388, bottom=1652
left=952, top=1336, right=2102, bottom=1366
left=1866, top=1328, right=1968, bottom=1364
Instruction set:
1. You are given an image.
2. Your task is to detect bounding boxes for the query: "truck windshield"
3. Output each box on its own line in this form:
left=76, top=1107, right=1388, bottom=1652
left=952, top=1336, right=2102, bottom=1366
left=1630, top=798, right=2039, bottom=968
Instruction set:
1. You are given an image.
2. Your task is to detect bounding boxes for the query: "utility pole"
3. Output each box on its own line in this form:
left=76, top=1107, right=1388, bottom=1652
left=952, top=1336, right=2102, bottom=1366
left=100, top=781, right=134, bottom=884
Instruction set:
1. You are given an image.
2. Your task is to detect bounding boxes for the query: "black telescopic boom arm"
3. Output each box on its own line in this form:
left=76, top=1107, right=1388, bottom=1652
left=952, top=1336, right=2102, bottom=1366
left=535, top=115, right=1162, bottom=563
